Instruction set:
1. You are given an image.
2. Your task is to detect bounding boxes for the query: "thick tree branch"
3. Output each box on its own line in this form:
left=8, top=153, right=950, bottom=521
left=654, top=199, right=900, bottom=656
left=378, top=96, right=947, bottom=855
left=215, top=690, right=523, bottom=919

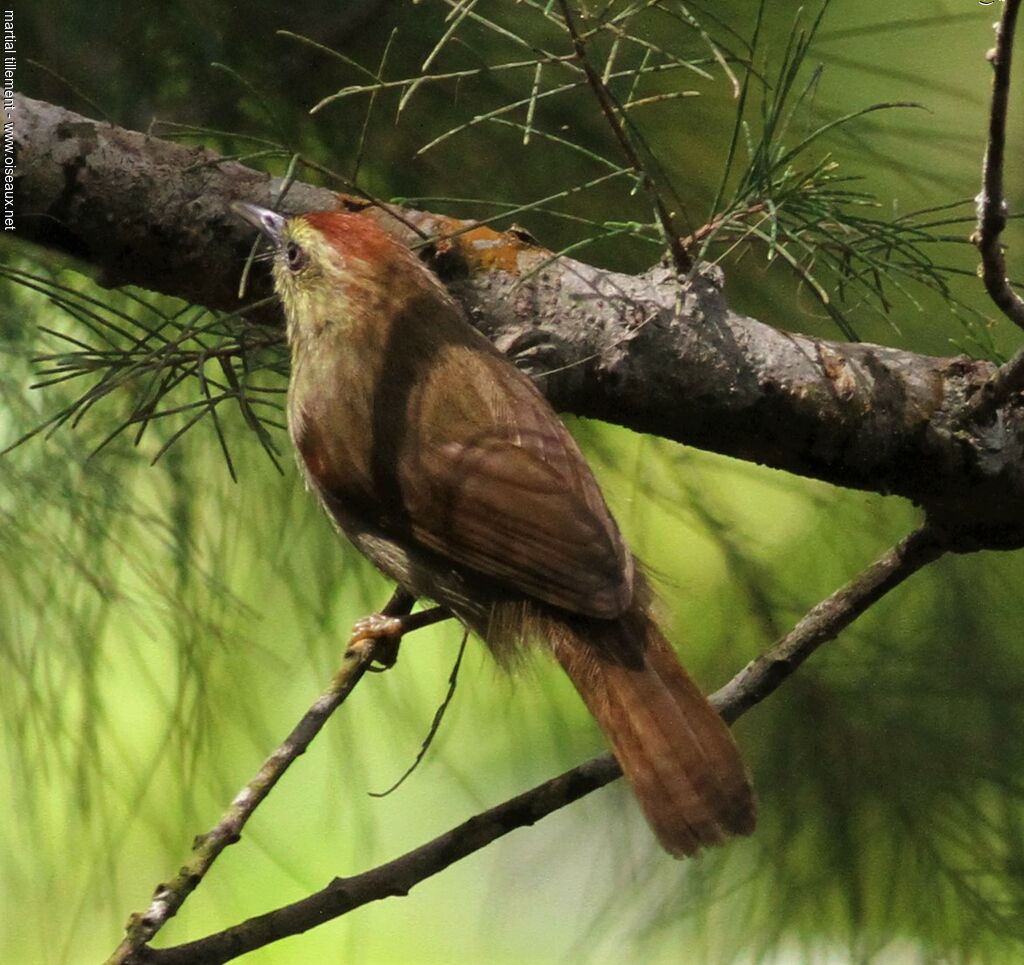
left=12, top=93, right=1024, bottom=542
left=119, top=524, right=946, bottom=965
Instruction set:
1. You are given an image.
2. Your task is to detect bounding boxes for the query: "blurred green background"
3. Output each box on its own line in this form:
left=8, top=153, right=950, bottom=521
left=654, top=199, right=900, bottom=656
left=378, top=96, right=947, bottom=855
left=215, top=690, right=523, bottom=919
left=4, top=2, right=1024, bottom=963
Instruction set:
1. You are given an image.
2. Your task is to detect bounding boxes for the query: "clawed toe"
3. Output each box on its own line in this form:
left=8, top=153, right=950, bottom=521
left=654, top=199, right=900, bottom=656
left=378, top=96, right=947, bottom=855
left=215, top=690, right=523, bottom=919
left=346, top=614, right=404, bottom=669
left=343, top=601, right=452, bottom=670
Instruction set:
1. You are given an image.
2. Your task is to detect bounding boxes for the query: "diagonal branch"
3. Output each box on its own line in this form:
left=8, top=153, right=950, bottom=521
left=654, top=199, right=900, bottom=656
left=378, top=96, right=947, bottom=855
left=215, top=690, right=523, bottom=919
left=13, top=93, right=1024, bottom=540
left=710, top=523, right=947, bottom=721
left=974, top=0, right=1024, bottom=331
left=105, top=637, right=385, bottom=965
left=120, top=524, right=947, bottom=965
left=12, top=93, right=1024, bottom=540
left=555, top=0, right=692, bottom=273
left=106, top=589, right=432, bottom=965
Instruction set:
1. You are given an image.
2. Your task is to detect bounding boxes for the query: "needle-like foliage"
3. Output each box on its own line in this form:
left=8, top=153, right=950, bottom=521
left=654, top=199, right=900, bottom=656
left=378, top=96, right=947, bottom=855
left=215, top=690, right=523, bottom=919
left=1, top=264, right=288, bottom=475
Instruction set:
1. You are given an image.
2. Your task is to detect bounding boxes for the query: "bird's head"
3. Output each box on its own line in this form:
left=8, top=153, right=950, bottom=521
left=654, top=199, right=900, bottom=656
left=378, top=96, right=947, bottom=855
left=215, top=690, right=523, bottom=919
left=231, top=202, right=406, bottom=343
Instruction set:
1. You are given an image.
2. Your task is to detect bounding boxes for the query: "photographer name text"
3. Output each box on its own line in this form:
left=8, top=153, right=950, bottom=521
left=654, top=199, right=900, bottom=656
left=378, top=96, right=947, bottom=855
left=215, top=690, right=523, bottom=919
left=3, top=9, right=14, bottom=231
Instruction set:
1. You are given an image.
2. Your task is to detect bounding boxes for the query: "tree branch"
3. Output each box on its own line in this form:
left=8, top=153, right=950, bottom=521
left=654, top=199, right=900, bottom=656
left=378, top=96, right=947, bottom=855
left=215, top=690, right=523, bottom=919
left=974, top=0, right=1024, bottom=331
left=555, top=0, right=692, bottom=273
left=106, top=627, right=396, bottom=965
left=970, top=0, right=1024, bottom=423
left=11, top=94, right=1024, bottom=541
left=711, top=523, right=948, bottom=721
left=118, top=524, right=946, bottom=965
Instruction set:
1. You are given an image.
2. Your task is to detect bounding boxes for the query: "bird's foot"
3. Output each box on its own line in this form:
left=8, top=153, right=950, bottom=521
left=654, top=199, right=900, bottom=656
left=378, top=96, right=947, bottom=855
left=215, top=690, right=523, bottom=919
left=346, top=613, right=406, bottom=670
left=344, top=590, right=454, bottom=672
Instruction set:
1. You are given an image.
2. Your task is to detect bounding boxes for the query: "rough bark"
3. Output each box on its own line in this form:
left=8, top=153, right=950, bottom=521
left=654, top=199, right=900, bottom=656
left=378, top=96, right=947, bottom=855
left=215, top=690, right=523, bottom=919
left=13, top=94, right=1024, bottom=544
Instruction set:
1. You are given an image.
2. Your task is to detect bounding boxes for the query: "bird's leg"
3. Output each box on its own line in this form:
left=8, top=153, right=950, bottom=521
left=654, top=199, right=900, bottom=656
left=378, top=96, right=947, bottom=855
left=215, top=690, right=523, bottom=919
left=346, top=587, right=452, bottom=671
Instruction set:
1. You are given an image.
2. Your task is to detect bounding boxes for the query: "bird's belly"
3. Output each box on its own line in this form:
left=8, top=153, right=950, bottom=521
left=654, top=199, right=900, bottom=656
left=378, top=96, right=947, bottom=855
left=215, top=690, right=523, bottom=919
left=318, top=486, right=490, bottom=628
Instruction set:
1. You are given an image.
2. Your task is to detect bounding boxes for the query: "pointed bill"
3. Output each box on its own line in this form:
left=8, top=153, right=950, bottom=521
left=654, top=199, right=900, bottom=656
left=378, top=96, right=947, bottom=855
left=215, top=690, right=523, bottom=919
left=231, top=202, right=287, bottom=247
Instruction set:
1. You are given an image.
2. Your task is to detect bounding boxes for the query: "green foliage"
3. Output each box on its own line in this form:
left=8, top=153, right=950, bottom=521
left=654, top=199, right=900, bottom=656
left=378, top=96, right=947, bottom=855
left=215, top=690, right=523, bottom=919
left=0, top=264, right=288, bottom=474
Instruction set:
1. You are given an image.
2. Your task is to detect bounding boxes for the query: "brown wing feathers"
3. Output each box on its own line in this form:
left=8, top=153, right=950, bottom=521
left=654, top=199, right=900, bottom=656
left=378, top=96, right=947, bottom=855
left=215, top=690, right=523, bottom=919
left=408, top=435, right=631, bottom=617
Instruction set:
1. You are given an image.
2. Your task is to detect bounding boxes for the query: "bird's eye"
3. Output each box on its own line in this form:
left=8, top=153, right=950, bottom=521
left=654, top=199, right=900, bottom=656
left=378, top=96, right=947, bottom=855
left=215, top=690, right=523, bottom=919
left=284, top=241, right=308, bottom=272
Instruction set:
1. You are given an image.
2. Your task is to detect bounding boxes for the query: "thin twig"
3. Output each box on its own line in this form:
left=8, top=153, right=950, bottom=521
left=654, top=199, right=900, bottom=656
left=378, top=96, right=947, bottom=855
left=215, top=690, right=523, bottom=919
left=555, top=0, right=692, bottom=273
left=681, top=200, right=768, bottom=249
left=969, top=341, right=1024, bottom=419
left=711, top=524, right=947, bottom=721
left=124, top=524, right=947, bottom=965
left=368, top=628, right=469, bottom=797
left=105, top=635, right=390, bottom=965
left=974, top=0, right=1024, bottom=331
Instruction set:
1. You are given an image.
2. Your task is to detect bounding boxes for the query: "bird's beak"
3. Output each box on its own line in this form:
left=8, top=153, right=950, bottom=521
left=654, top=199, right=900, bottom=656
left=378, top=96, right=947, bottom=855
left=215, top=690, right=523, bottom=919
left=231, top=201, right=287, bottom=247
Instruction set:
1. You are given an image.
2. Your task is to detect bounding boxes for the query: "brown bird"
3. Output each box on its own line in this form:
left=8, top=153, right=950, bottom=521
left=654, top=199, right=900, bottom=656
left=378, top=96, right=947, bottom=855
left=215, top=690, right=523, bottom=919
left=233, top=202, right=755, bottom=856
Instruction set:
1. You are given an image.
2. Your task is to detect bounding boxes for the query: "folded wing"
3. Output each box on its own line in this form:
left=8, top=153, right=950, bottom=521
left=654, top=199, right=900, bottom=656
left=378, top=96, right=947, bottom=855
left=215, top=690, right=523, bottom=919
left=407, top=432, right=633, bottom=618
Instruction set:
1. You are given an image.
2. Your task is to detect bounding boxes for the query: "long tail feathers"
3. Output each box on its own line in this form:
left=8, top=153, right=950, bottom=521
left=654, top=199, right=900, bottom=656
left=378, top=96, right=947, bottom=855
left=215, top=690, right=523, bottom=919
left=554, top=618, right=755, bottom=857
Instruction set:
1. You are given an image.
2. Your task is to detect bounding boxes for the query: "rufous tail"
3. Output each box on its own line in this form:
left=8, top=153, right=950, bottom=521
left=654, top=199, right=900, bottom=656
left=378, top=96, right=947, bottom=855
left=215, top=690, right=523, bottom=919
left=554, top=613, right=755, bottom=857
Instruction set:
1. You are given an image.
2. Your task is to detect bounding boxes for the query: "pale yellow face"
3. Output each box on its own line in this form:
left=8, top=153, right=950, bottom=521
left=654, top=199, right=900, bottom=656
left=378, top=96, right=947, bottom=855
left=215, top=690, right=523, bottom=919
left=272, top=218, right=353, bottom=343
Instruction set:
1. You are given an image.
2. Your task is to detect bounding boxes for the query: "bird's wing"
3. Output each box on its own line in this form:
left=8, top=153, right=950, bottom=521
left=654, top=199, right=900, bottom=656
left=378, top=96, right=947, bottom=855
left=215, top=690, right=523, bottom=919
left=407, top=431, right=632, bottom=618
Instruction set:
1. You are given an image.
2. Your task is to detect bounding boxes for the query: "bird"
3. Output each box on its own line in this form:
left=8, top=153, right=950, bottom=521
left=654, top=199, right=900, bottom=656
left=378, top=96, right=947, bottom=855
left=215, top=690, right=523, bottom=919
left=232, top=201, right=755, bottom=856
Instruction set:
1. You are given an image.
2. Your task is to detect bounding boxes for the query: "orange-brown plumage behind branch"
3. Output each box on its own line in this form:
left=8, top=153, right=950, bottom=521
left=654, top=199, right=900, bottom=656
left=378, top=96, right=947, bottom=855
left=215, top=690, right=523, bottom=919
left=232, top=202, right=756, bottom=856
